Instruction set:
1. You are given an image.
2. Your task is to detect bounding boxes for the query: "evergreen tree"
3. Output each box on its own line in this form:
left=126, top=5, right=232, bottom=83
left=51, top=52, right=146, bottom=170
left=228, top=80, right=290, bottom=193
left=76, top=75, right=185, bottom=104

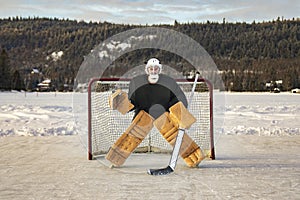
left=11, top=70, right=25, bottom=91
left=0, top=49, right=11, bottom=91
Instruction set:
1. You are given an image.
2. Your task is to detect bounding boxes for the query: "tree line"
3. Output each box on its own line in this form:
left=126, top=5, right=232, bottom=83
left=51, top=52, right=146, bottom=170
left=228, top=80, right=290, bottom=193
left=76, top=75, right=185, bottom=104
left=0, top=16, right=299, bottom=91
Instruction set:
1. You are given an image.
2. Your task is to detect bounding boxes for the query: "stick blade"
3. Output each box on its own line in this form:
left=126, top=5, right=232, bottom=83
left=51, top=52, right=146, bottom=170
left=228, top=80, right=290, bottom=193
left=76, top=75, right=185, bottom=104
left=147, top=166, right=174, bottom=176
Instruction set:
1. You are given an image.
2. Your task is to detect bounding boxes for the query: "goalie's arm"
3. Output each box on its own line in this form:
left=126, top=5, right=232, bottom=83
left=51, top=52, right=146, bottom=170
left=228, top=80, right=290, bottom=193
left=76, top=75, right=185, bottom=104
left=108, top=89, right=134, bottom=115
left=169, top=80, right=188, bottom=109
left=127, top=78, right=136, bottom=107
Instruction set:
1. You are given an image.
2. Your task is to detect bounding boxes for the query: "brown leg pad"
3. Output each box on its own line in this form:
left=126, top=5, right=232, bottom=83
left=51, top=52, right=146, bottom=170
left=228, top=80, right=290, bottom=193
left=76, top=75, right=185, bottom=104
left=154, top=112, right=204, bottom=167
left=106, top=110, right=154, bottom=166
left=180, top=134, right=205, bottom=167
left=183, top=148, right=204, bottom=167
left=169, top=101, right=196, bottom=129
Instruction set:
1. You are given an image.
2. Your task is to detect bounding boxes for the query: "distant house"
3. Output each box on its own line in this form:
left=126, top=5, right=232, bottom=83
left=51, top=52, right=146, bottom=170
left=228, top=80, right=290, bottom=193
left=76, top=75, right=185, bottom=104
left=37, top=79, right=51, bottom=92
left=25, top=68, right=43, bottom=91
left=291, top=88, right=300, bottom=93
left=265, top=80, right=283, bottom=92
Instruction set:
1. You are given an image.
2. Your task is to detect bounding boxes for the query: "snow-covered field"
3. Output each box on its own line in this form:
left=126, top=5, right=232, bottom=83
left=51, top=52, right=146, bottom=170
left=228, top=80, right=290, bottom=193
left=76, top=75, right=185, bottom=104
left=0, top=92, right=75, bottom=137
left=220, top=92, right=300, bottom=136
left=0, top=91, right=299, bottom=137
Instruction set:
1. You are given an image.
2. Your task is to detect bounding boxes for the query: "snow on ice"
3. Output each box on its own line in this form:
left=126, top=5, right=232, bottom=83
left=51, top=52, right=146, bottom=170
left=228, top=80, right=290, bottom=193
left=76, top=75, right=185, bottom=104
left=0, top=92, right=75, bottom=136
left=0, top=91, right=299, bottom=137
left=220, top=92, right=300, bottom=136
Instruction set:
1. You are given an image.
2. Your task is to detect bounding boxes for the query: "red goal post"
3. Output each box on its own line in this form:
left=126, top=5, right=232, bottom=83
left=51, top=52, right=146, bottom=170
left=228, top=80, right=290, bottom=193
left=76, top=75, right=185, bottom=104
left=87, top=77, right=215, bottom=161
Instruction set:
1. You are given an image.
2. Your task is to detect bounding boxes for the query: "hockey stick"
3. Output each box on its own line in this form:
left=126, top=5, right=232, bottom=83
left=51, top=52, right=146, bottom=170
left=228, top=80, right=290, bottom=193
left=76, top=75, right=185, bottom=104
left=147, top=73, right=200, bottom=175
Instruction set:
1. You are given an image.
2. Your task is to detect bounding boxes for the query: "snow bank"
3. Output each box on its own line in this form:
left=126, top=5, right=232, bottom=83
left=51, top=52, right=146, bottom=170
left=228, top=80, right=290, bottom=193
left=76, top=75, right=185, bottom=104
left=0, top=92, right=76, bottom=137
left=219, top=92, right=300, bottom=136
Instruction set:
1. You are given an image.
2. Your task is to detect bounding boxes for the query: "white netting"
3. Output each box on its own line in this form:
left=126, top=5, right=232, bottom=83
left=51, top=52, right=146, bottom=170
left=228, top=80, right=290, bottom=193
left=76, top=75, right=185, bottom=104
left=89, top=79, right=213, bottom=158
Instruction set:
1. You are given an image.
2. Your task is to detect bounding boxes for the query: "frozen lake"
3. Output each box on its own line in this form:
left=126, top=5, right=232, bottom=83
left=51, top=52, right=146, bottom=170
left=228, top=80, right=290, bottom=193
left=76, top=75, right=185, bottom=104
left=0, top=91, right=299, bottom=199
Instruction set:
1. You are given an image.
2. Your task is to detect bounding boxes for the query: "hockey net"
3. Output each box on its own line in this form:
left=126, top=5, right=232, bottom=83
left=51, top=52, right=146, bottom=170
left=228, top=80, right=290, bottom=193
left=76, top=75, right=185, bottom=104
left=88, top=77, right=214, bottom=160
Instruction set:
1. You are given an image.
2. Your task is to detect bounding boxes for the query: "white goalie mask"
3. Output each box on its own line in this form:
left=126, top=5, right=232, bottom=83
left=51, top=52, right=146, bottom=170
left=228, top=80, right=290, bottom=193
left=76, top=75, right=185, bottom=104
left=145, top=58, right=162, bottom=84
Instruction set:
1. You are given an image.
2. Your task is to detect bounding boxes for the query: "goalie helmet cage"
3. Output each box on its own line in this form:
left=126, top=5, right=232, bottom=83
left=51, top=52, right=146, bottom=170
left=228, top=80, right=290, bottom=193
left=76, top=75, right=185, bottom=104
left=87, top=77, right=215, bottom=161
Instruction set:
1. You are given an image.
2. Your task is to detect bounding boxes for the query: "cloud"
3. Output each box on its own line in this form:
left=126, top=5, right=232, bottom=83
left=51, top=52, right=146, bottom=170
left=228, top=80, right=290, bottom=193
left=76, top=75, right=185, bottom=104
left=0, top=0, right=299, bottom=24
left=196, top=0, right=300, bottom=22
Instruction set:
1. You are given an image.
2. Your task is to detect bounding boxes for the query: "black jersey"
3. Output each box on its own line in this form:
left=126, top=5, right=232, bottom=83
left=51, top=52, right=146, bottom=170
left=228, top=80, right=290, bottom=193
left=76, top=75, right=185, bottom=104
left=128, top=74, right=188, bottom=119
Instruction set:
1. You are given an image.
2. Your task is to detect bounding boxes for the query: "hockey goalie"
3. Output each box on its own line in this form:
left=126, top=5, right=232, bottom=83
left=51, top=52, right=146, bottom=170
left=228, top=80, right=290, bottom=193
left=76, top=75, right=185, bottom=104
left=106, top=58, right=205, bottom=167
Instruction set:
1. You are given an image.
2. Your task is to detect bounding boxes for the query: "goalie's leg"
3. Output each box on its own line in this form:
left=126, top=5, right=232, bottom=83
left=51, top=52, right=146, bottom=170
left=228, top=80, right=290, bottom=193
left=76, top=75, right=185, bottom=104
left=154, top=112, right=205, bottom=167
left=105, top=110, right=154, bottom=166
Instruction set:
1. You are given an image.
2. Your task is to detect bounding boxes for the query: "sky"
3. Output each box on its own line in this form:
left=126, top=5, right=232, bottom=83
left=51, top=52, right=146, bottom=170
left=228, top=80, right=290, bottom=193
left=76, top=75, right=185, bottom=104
left=0, top=0, right=299, bottom=25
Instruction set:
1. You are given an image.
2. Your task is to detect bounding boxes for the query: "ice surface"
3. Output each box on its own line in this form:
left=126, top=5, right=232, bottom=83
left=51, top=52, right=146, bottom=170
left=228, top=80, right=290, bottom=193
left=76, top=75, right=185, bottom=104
left=0, top=91, right=299, bottom=199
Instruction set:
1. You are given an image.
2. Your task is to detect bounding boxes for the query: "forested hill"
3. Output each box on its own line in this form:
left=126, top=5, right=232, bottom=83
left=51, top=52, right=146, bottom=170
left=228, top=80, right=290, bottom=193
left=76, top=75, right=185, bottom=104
left=0, top=17, right=299, bottom=91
